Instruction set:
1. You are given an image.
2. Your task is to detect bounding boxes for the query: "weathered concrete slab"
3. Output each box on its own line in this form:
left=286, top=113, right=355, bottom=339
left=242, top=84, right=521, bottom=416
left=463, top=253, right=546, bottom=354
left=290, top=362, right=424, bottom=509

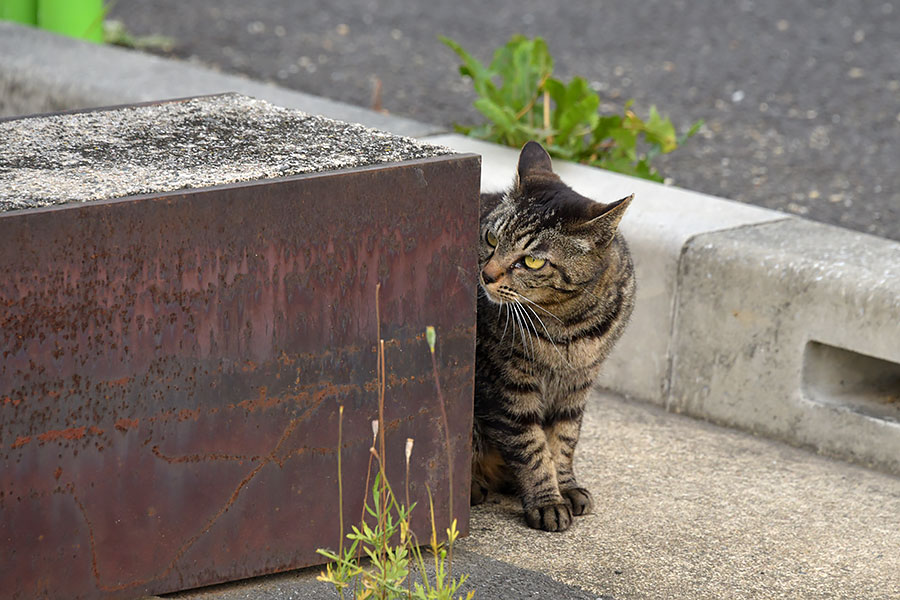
left=668, top=218, right=900, bottom=473
left=0, top=93, right=450, bottom=212
left=0, top=96, right=479, bottom=599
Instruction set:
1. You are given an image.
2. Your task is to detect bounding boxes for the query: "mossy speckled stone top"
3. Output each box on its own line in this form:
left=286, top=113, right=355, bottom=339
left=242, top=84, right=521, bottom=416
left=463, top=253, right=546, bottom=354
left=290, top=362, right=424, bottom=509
left=0, top=93, right=452, bottom=212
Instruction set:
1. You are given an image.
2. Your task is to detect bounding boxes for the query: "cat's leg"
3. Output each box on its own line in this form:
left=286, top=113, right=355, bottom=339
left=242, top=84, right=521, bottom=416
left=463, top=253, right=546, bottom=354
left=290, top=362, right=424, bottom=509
left=470, top=464, right=489, bottom=506
left=470, top=419, right=489, bottom=505
left=470, top=427, right=505, bottom=506
left=481, top=415, right=573, bottom=532
left=546, top=390, right=593, bottom=517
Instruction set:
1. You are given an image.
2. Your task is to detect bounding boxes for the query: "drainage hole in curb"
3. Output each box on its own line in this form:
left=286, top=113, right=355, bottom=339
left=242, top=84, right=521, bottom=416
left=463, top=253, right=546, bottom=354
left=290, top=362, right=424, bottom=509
left=803, top=341, right=900, bottom=423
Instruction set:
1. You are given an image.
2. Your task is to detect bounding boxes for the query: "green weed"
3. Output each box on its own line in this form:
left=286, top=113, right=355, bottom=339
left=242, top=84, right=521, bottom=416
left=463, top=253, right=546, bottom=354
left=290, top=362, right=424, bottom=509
left=441, top=34, right=703, bottom=182
left=317, top=286, right=473, bottom=600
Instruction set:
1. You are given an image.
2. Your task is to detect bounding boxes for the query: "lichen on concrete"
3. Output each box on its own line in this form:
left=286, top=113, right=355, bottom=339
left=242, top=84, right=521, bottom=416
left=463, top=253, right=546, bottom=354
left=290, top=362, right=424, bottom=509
left=0, top=93, right=452, bottom=212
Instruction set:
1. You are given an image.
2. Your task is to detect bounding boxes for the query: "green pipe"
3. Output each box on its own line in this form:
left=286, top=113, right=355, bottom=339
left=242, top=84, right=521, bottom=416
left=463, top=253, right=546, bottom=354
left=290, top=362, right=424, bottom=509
left=2, top=0, right=39, bottom=25
left=38, top=0, right=104, bottom=43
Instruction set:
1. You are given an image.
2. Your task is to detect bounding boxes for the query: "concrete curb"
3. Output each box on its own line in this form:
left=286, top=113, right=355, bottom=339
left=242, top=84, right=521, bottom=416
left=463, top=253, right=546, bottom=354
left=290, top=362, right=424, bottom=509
left=0, top=22, right=441, bottom=138
left=2, top=22, right=898, bottom=474
left=670, top=219, right=900, bottom=473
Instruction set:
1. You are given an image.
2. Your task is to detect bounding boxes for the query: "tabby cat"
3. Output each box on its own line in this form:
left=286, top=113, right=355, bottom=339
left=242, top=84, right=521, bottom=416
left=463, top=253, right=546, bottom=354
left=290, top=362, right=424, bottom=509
left=472, top=141, right=635, bottom=532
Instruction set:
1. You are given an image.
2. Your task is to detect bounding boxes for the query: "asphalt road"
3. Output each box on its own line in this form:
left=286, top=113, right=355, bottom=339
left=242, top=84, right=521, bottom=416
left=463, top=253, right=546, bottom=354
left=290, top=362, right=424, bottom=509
left=109, top=0, right=900, bottom=241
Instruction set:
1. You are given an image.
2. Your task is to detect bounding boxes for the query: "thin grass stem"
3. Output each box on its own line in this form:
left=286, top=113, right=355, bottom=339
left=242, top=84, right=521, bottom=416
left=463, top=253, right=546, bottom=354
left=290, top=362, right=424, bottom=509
left=428, top=328, right=454, bottom=575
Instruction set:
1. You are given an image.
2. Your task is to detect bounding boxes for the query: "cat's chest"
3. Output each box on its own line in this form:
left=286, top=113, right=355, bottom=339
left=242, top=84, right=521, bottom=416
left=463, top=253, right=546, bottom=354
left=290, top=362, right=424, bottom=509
left=536, top=332, right=606, bottom=374
left=533, top=336, right=606, bottom=399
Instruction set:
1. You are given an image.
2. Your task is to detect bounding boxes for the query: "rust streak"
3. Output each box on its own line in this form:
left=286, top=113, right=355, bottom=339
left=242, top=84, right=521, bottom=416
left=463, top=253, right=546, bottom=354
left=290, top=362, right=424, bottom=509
left=64, top=459, right=272, bottom=593
left=153, top=460, right=270, bottom=586
left=37, top=426, right=87, bottom=443
left=11, top=435, right=31, bottom=449
left=278, top=446, right=334, bottom=461
left=103, top=382, right=356, bottom=591
left=235, top=386, right=279, bottom=412
left=151, top=445, right=264, bottom=464
left=114, top=418, right=139, bottom=432
left=67, top=482, right=104, bottom=590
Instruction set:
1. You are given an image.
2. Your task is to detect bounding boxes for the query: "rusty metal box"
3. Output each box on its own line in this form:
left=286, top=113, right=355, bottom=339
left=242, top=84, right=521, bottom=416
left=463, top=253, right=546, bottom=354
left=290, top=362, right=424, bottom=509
left=0, top=95, right=479, bottom=599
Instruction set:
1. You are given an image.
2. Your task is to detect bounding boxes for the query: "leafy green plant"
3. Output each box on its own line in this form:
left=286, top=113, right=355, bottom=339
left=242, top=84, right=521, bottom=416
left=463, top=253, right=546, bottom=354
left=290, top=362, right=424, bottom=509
left=441, top=34, right=702, bottom=182
left=317, top=287, right=472, bottom=599
left=318, top=468, right=469, bottom=600
left=317, top=469, right=417, bottom=598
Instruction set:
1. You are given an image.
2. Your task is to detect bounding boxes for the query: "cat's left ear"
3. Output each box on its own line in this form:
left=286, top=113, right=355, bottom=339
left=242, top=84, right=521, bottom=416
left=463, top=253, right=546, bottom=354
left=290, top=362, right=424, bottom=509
left=516, top=141, right=554, bottom=181
left=577, top=194, right=634, bottom=248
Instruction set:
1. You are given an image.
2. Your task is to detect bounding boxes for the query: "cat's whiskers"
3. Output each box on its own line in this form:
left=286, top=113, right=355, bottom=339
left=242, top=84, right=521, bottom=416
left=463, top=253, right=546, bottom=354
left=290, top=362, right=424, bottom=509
left=500, top=301, right=511, bottom=344
left=515, top=293, right=562, bottom=323
left=514, top=298, right=541, bottom=343
left=514, top=295, right=556, bottom=340
left=510, top=300, right=535, bottom=361
left=522, top=307, right=539, bottom=365
left=518, top=301, right=543, bottom=365
left=518, top=300, right=574, bottom=370
left=509, top=301, right=526, bottom=358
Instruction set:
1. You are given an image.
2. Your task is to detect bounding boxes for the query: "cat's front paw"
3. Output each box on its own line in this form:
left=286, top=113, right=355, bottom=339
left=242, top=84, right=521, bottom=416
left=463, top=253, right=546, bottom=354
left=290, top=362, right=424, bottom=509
left=524, top=501, right=573, bottom=532
left=562, top=487, right=593, bottom=516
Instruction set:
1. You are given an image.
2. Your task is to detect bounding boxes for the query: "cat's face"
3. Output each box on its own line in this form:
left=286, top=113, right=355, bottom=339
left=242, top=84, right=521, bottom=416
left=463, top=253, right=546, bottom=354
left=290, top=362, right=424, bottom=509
left=479, top=142, right=631, bottom=308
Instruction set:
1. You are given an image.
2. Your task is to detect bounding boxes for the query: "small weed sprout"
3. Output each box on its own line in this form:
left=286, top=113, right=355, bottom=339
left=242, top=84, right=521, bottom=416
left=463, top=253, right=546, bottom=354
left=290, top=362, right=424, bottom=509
left=317, top=286, right=473, bottom=599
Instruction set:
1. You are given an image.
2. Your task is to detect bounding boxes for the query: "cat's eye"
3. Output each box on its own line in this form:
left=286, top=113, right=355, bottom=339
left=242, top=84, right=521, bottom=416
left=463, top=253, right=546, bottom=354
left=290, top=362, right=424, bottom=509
left=486, top=230, right=498, bottom=247
left=523, top=255, right=545, bottom=269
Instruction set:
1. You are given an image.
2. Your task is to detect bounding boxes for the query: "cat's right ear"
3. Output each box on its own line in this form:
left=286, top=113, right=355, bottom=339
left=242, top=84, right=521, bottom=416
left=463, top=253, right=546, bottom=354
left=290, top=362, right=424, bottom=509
left=516, top=141, right=554, bottom=180
left=575, top=194, right=634, bottom=248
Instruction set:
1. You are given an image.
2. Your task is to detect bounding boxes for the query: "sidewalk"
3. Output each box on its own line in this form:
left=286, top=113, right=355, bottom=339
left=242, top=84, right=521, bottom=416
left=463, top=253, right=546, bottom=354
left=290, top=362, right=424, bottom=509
left=164, top=390, right=900, bottom=599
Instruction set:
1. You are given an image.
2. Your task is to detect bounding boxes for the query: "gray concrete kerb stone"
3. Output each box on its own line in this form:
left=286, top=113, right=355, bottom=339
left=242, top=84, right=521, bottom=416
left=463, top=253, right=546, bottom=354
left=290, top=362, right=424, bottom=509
left=670, top=219, right=900, bottom=473
left=0, top=21, right=442, bottom=138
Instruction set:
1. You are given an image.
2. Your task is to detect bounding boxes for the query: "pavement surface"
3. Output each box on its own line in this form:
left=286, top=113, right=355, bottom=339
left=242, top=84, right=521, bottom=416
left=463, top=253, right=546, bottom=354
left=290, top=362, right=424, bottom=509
left=109, top=0, right=900, bottom=242
left=161, top=391, right=900, bottom=599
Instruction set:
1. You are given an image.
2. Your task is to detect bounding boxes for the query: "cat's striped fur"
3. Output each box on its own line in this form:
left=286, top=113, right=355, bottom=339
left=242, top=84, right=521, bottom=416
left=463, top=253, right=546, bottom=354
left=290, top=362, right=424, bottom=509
left=473, top=141, right=635, bottom=532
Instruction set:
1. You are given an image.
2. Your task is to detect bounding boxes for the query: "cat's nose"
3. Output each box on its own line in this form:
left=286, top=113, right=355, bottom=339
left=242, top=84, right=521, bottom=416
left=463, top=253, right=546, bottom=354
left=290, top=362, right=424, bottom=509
left=481, top=261, right=504, bottom=284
